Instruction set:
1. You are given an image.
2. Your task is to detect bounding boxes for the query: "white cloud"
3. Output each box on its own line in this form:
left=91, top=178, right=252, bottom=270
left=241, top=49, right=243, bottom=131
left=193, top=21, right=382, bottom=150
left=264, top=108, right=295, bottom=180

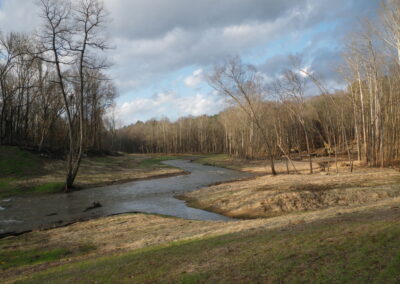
left=0, top=0, right=39, bottom=33
left=104, top=0, right=298, bottom=39
left=103, top=0, right=357, bottom=92
left=0, top=0, right=379, bottom=95
left=297, top=65, right=313, bottom=78
left=114, top=92, right=226, bottom=125
left=0, top=0, right=380, bottom=122
left=184, top=69, right=203, bottom=87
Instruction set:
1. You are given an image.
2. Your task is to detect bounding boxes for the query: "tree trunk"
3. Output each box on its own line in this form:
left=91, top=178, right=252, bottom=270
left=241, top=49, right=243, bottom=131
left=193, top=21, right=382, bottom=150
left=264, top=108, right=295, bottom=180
left=269, top=153, right=277, bottom=175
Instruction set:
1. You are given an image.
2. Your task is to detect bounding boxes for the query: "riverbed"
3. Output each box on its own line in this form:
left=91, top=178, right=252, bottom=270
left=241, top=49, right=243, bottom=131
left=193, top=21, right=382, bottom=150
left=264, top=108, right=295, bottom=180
left=0, top=160, right=253, bottom=235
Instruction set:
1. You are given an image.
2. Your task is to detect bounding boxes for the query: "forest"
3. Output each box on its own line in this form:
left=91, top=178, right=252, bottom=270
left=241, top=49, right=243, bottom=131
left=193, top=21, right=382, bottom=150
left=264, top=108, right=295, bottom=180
left=0, top=0, right=117, bottom=189
left=1, top=0, right=400, bottom=187
left=117, top=0, right=400, bottom=173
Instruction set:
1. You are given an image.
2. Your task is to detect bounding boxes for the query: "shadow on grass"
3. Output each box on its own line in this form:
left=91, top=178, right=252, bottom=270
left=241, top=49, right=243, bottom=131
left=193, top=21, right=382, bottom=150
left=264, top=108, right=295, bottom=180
left=13, top=213, right=400, bottom=284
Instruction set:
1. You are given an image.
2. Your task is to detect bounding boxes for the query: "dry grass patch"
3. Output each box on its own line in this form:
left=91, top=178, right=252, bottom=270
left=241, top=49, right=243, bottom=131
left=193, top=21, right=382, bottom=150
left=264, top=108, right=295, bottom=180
left=3, top=201, right=400, bottom=283
left=196, top=154, right=324, bottom=174
left=183, top=167, right=400, bottom=218
left=25, top=154, right=183, bottom=189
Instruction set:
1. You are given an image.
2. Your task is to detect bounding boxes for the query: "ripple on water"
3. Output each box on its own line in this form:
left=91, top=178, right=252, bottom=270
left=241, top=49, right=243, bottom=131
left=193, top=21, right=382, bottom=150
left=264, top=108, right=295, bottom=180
left=0, top=219, right=22, bottom=224
left=0, top=160, right=253, bottom=234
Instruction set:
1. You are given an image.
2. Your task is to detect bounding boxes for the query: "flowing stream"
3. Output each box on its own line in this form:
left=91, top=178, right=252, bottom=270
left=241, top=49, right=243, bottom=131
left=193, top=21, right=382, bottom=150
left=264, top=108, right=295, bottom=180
left=0, top=160, right=253, bottom=235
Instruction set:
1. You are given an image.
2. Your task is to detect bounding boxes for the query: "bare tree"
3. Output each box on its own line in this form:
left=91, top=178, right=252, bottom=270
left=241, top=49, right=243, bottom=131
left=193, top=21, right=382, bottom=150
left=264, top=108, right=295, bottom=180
left=37, top=0, right=109, bottom=190
left=208, top=56, right=298, bottom=175
left=274, top=68, right=315, bottom=173
left=0, top=32, right=28, bottom=144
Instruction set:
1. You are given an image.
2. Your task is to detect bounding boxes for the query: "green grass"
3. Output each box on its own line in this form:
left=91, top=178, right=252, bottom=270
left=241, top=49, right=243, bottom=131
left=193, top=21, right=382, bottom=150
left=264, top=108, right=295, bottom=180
left=28, top=182, right=64, bottom=194
left=0, top=146, right=48, bottom=197
left=0, top=146, right=41, bottom=177
left=0, top=248, right=70, bottom=270
left=139, top=154, right=233, bottom=170
left=0, top=177, right=16, bottom=198
left=0, top=181, right=65, bottom=198
left=138, top=155, right=182, bottom=169
left=88, top=156, right=117, bottom=164
left=0, top=146, right=65, bottom=197
left=0, top=148, right=192, bottom=197
left=14, top=215, right=400, bottom=283
left=195, top=154, right=235, bottom=168
left=0, top=243, right=97, bottom=271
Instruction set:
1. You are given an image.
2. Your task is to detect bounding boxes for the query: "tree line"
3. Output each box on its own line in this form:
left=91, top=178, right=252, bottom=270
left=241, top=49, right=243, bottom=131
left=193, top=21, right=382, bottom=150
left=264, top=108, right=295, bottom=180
left=0, top=0, right=117, bottom=189
left=117, top=0, right=400, bottom=174
left=117, top=89, right=353, bottom=172
left=3, top=0, right=400, bottom=190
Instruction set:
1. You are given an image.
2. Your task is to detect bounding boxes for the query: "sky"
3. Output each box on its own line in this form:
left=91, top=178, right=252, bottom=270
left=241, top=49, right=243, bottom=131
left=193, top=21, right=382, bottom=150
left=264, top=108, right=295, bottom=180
left=0, top=0, right=380, bottom=125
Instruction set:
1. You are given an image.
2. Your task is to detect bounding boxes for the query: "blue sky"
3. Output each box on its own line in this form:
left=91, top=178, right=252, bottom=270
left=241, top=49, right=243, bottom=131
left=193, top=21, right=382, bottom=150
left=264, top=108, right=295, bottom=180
left=116, top=20, right=341, bottom=122
left=0, top=0, right=380, bottom=125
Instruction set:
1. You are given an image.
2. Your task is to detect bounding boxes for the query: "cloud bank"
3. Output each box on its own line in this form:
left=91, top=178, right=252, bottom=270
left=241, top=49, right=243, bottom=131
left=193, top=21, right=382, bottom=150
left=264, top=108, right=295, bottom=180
left=115, top=92, right=226, bottom=125
left=0, top=0, right=380, bottom=124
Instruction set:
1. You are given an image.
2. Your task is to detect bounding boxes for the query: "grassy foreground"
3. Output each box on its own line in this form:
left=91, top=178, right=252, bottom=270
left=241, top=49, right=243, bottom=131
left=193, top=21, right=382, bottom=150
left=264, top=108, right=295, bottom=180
left=2, top=207, right=399, bottom=283
left=0, top=146, right=184, bottom=198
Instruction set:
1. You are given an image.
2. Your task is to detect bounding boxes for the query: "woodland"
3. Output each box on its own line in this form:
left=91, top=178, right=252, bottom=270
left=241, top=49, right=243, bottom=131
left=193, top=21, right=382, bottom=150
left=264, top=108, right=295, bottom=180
left=1, top=0, right=400, bottom=187
left=117, top=0, right=400, bottom=174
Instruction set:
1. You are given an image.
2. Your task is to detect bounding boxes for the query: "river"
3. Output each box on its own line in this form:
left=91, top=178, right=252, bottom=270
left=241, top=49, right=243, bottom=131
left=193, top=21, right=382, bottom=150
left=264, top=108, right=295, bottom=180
left=0, top=160, right=253, bottom=235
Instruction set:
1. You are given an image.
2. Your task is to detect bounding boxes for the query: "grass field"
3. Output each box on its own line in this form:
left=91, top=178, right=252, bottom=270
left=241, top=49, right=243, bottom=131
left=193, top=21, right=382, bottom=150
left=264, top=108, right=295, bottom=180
left=0, top=146, right=59, bottom=198
left=195, top=154, right=234, bottom=167
left=2, top=206, right=399, bottom=283
left=138, top=155, right=182, bottom=168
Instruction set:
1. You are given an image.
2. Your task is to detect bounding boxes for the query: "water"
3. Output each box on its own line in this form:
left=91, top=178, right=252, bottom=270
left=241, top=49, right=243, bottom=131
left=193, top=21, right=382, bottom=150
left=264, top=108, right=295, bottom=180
left=0, top=160, right=253, bottom=235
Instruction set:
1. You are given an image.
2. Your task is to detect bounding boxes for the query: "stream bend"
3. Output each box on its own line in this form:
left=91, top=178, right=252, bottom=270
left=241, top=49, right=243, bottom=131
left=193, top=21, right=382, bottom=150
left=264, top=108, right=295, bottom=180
left=0, top=160, right=253, bottom=235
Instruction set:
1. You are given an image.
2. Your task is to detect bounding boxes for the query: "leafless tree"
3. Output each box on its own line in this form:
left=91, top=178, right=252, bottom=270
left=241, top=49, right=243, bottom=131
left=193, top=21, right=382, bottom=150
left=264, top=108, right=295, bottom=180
left=208, top=56, right=298, bottom=175
left=37, top=0, right=109, bottom=190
